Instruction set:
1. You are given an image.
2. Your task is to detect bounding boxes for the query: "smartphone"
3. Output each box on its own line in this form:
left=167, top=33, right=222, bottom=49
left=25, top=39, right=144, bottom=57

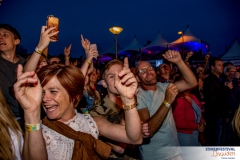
left=90, top=44, right=97, bottom=51
left=47, top=15, right=59, bottom=40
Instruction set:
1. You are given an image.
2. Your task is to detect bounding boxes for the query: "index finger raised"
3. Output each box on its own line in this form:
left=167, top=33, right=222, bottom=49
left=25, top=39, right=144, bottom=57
left=80, top=34, right=84, bottom=41
left=123, top=57, right=129, bottom=69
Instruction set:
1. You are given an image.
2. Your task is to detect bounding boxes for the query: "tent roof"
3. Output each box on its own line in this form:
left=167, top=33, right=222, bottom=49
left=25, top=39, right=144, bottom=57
left=221, top=40, right=240, bottom=60
left=170, top=27, right=201, bottom=46
left=119, top=36, right=143, bottom=52
left=141, top=32, right=169, bottom=50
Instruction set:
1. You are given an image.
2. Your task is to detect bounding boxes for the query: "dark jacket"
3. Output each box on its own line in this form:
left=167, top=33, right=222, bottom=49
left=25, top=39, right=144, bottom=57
left=203, top=72, right=231, bottom=120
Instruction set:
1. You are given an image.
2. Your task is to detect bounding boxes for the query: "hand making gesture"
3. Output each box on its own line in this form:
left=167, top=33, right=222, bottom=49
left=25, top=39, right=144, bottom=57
left=162, top=50, right=183, bottom=64
left=64, top=44, right=72, bottom=58
left=14, top=65, right=42, bottom=117
left=81, top=34, right=90, bottom=54
left=164, top=83, right=178, bottom=105
left=37, top=26, right=59, bottom=51
left=114, top=57, right=138, bottom=104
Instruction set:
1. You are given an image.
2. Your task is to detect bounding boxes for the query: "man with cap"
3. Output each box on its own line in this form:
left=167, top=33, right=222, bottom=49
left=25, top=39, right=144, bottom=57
left=0, top=24, right=25, bottom=128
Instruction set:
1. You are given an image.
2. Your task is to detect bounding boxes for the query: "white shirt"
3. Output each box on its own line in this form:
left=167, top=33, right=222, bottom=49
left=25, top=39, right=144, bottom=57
left=42, top=111, right=99, bottom=160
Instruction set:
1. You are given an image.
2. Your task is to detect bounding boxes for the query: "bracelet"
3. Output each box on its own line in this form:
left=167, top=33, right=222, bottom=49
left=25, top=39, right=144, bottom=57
left=163, top=100, right=171, bottom=107
left=65, top=56, right=70, bottom=60
left=25, top=123, right=41, bottom=132
left=122, top=102, right=137, bottom=111
left=85, top=59, right=92, bottom=65
left=35, top=47, right=43, bottom=54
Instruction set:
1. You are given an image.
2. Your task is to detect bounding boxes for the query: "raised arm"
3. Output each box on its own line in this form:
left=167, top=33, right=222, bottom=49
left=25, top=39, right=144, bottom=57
left=24, top=26, right=58, bottom=72
left=64, top=44, right=72, bottom=66
left=162, top=50, right=197, bottom=92
left=13, top=65, right=47, bottom=160
left=138, top=83, right=178, bottom=137
left=80, top=35, right=98, bottom=77
left=93, top=58, right=142, bottom=144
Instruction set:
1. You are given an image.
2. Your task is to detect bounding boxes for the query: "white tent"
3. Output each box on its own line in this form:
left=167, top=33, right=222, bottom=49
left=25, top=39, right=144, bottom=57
left=170, top=27, right=201, bottom=46
left=119, top=36, right=143, bottom=52
left=141, top=31, right=169, bottom=50
left=221, top=40, right=240, bottom=60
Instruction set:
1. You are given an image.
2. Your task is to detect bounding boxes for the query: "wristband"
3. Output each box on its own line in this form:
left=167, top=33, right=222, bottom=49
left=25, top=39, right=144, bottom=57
left=85, top=59, right=92, bottom=65
left=65, top=56, right=70, bottom=60
left=123, top=102, right=137, bottom=111
left=163, top=100, right=171, bottom=107
left=35, top=47, right=43, bottom=54
left=25, top=123, right=41, bottom=132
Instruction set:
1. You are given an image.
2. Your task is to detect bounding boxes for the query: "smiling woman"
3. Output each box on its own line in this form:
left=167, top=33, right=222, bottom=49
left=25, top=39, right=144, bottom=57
left=13, top=64, right=111, bottom=160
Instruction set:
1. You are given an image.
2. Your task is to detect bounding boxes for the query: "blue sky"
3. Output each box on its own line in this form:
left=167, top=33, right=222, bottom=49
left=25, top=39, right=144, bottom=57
left=0, top=0, right=239, bottom=58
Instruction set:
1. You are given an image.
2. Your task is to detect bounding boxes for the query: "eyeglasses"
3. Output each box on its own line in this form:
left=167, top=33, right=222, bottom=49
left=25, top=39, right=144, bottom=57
left=138, top=66, right=154, bottom=74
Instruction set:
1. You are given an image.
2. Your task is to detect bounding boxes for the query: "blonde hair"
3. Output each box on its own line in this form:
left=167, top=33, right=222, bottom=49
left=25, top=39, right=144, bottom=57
left=85, top=70, right=101, bottom=105
left=0, top=90, right=23, bottom=159
left=232, top=106, right=240, bottom=137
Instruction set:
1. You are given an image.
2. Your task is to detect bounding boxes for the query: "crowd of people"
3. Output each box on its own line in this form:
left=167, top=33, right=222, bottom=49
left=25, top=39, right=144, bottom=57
left=0, top=24, right=240, bottom=160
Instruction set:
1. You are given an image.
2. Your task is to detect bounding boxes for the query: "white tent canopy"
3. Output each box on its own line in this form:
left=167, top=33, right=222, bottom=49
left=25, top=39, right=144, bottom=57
left=221, top=40, right=240, bottom=60
left=119, top=36, right=143, bottom=52
left=141, top=31, right=169, bottom=50
left=170, top=27, right=201, bottom=46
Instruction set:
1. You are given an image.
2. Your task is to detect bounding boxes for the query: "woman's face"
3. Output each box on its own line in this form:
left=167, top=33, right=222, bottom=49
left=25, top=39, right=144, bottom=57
left=89, top=70, right=98, bottom=83
left=37, top=58, right=48, bottom=72
left=42, top=76, right=75, bottom=122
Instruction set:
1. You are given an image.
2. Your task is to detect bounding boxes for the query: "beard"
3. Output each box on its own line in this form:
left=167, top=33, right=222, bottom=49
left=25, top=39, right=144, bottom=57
left=140, top=74, right=157, bottom=86
left=143, top=81, right=157, bottom=86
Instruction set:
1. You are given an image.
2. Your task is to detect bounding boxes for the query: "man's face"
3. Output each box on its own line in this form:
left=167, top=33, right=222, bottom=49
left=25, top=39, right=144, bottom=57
left=103, top=64, right=123, bottom=96
left=49, top=57, right=61, bottom=64
left=212, top=60, right=223, bottom=76
left=137, top=61, right=157, bottom=86
left=0, top=28, right=20, bottom=52
left=227, top=67, right=237, bottom=79
left=158, top=63, right=171, bottom=75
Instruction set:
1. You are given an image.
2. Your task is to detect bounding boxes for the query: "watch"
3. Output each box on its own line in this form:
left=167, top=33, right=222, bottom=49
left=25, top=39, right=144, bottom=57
left=122, top=103, right=137, bottom=111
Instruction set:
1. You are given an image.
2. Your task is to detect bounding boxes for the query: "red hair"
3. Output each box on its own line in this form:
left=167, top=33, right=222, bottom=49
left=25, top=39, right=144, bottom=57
left=37, top=64, right=84, bottom=107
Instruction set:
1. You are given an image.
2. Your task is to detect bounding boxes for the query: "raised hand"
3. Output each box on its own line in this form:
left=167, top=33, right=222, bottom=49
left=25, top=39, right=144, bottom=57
left=64, top=44, right=72, bottom=58
left=37, top=26, right=59, bottom=51
left=114, top=57, right=138, bottom=104
left=162, top=50, right=182, bottom=64
left=164, top=83, right=178, bottom=105
left=86, top=48, right=99, bottom=60
left=185, top=51, right=193, bottom=62
left=81, top=34, right=90, bottom=52
left=13, top=64, right=42, bottom=115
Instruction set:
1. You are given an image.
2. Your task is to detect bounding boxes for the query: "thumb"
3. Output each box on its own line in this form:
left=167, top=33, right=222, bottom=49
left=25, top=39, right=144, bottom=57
left=17, top=64, right=23, bottom=78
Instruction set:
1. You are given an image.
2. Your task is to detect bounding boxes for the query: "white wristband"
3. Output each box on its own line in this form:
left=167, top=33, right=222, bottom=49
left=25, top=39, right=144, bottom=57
left=35, top=47, right=43, bottom=54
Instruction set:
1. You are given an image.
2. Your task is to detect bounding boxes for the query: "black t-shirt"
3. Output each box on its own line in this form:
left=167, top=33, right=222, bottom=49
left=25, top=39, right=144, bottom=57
left=0, top=55, right=25, bottom=117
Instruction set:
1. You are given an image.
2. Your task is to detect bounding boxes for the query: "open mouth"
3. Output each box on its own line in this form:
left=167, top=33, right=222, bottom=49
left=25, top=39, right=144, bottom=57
left=0, top=42, right=6, bottom=46
left=44, top=105, right=58, bottom=112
